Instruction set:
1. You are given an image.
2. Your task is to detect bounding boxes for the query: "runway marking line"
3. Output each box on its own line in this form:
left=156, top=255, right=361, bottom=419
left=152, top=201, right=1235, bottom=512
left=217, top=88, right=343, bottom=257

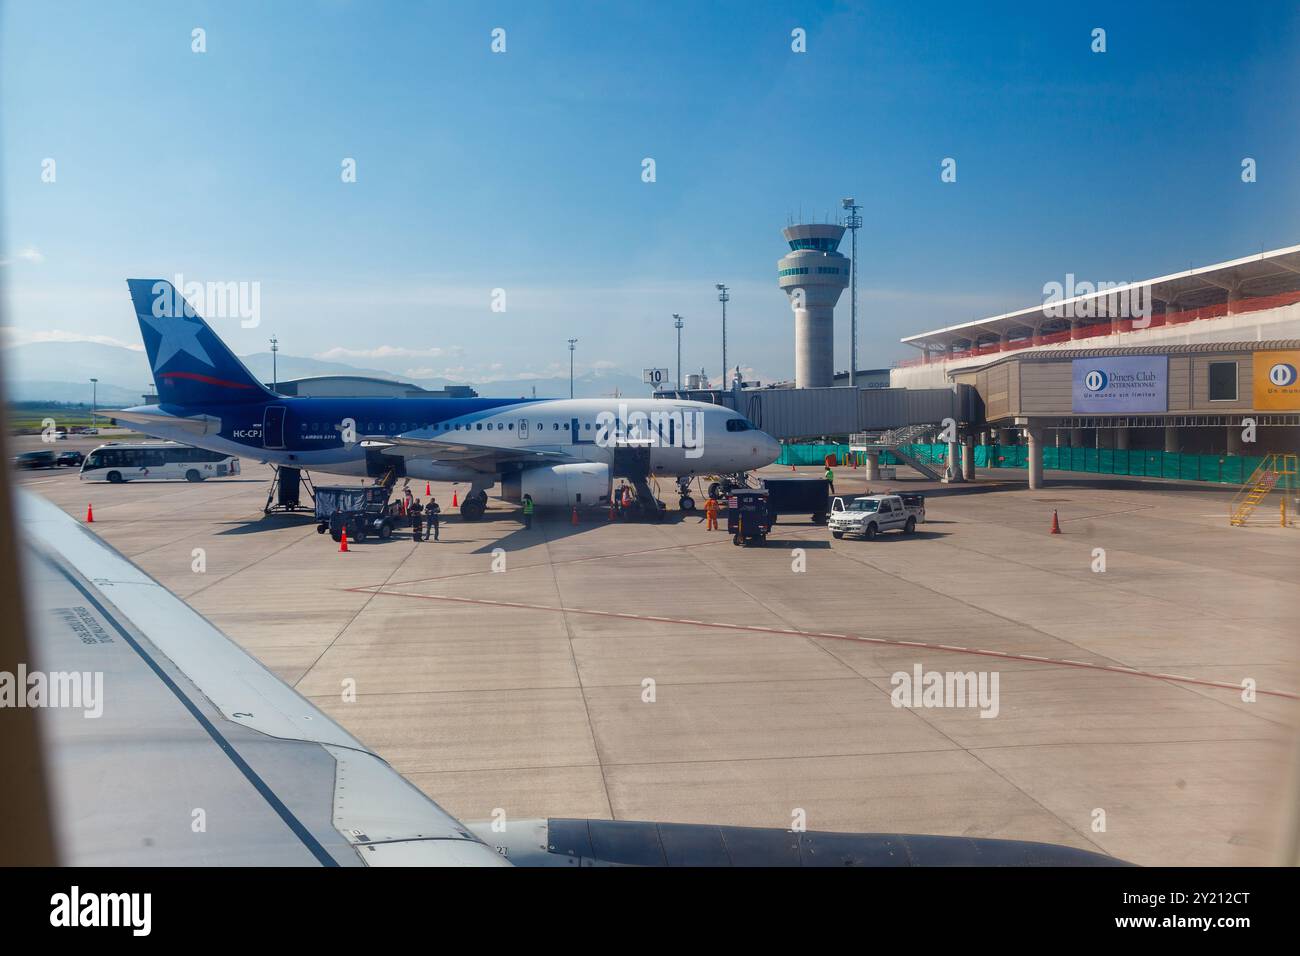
left=343, top=585, right=1300, bottom=701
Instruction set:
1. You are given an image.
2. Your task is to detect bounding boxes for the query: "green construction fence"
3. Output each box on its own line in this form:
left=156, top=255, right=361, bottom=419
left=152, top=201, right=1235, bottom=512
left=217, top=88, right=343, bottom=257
left=777, top=444, right=906, bottom=467
left=778, top=442, right=1297, bottom=488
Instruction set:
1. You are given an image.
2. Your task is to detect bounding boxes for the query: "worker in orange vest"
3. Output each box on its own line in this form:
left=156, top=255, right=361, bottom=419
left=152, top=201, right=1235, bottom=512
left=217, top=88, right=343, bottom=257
left=704, top=495, right=719, bottom=530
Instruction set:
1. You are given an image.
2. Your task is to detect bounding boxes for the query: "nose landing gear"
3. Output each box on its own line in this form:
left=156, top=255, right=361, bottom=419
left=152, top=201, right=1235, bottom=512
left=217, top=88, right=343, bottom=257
left=675, top=476, right=696, bottom=512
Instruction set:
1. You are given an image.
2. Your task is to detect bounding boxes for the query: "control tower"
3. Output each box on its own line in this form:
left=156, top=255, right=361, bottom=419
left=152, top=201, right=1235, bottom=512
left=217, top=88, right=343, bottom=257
left=777, top=223, right=850, bottom=388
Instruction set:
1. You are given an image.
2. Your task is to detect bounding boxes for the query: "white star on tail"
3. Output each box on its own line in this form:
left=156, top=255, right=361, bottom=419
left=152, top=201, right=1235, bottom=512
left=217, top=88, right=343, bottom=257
left=140, top=312, right=214, bottom=372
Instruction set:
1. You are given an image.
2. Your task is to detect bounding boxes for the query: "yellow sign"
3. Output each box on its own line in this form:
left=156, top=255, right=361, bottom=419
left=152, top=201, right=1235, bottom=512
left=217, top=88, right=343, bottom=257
left=1254, top=350, right=1300, bottom=410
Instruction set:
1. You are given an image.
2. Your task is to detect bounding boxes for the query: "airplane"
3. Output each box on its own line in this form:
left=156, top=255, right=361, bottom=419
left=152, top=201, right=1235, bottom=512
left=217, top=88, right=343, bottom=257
left=111, top=279, right=781, bottom=519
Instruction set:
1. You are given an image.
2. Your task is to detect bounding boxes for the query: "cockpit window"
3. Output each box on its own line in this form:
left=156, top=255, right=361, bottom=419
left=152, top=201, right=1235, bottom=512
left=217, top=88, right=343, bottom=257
left=725, top=418, right=755, bottom=432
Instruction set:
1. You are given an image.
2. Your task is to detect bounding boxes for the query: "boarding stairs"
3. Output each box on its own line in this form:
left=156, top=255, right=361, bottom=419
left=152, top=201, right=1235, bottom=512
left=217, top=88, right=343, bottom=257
left=624, top=472, right=667, bottom=521
left=851, top=425, right=945, bottom=481
left=263, top=465, right=316, bottom=515
left=1229, top=453, right=1297, bottom=527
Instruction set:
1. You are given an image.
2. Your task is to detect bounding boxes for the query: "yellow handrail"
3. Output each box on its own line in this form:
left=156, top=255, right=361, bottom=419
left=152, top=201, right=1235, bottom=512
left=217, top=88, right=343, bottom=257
left=1230, top=454, right=1297, bottom=526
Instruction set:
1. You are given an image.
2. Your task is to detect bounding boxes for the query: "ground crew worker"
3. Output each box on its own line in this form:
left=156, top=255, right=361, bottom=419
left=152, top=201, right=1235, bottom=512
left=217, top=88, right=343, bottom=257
left=522, top=493, right=534, bottom=529
left=704, top=495, right=719, bottom=530
left=825, top=465, right=835, bottom=495
left=621, top=484, right=634, bottom=517
left=409, top=498, right=423, bottom=542
left=426, top=497, right=440, bottom=541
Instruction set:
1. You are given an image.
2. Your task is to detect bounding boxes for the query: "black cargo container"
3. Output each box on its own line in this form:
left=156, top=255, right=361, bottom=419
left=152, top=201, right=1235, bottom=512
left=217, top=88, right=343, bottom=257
left=760, top=476, right=831, bottom=524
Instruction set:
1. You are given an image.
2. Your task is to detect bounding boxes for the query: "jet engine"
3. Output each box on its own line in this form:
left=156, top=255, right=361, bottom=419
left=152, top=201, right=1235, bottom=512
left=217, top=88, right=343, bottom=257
left=500, top=462, right=610, bottom=508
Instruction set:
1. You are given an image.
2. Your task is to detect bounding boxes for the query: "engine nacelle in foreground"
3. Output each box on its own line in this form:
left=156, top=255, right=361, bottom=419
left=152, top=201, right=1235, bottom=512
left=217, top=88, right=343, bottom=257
left=501, top=462, right=610, bottom=508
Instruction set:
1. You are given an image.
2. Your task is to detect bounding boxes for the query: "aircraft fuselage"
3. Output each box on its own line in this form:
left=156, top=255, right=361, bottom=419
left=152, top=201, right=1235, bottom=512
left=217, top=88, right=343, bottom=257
left=118, top=395, right=780, bottom=483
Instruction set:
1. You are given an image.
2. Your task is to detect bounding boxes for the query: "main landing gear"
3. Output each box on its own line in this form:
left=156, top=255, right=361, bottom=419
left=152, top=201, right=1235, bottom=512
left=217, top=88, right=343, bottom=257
left=459, top=489, right=488, bottom=520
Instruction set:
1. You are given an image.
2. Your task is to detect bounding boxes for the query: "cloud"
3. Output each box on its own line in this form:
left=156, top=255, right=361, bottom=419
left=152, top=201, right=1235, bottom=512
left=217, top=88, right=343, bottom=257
left=0, top=246, right=45, bottom=267
left=1, top=327, right=144, bottom=350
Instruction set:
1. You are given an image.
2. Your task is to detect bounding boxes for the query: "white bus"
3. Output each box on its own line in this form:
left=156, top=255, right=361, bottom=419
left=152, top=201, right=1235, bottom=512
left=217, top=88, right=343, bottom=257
left=79, top=442, right=241, bottom=483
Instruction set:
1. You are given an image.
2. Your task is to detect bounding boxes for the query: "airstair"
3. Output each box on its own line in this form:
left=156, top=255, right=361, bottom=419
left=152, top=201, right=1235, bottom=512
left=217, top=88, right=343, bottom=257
left=263, top=465, right=316, bottom=515
left=1229, top=453, right=1297, bottom=527
left=850, top=424, right=945, bottom=481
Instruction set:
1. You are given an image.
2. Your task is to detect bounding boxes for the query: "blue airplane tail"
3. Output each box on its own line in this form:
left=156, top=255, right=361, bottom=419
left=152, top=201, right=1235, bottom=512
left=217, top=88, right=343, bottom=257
left=127, top=279, right=274, bottom=406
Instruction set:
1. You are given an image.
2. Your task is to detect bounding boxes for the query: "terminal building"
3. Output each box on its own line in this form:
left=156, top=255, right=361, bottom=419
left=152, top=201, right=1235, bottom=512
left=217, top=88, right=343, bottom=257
left=268, top=376, right=477, bottom=399
left=895, top=244, right=1300, bottom=486
left=675, top=241, right=1300, bottom=490
left=894, top=244, right=1300, bottom=383
left=143, top=375, right=478, bottom=405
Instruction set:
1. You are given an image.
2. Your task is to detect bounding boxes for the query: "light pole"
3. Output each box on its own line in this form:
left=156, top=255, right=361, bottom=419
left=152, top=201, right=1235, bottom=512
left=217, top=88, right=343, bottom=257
left=842, top=197, right=862, bottom=388
left=90, top=378, right=98, bottom=429
left=567, top=338, right=577, bottom=398
left=269, top=335, right=279, bottom=392
left=672, top=314, right=684, bottom=390
left=715, top=284, right=729, bottom=388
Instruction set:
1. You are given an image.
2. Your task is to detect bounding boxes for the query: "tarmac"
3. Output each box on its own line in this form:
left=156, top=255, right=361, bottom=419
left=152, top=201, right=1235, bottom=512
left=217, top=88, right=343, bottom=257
left=14, top=440, right=1300, bottom=865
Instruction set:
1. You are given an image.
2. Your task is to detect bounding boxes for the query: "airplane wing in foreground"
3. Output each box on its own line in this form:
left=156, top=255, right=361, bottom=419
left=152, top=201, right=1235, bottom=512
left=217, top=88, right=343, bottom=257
left=18, top=491, right=508, bottom=867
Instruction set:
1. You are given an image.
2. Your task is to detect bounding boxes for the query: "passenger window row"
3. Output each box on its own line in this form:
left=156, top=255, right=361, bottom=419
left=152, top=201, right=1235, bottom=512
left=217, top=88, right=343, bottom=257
left=308, top=419, right=599, bottom=435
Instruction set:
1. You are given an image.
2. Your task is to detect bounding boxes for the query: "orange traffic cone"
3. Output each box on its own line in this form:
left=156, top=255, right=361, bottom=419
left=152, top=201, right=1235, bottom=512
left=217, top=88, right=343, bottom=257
left=452, top=489, right=458, bottom=507
left=571, top=505, right=579, bottom=525
left=339, top=528, right=349, bottom=552
left=1050, top=510, right=1061, bottom=534
left=425, top=482, right=431, bottom=495
left=85, top=503, right=94, bottom=523
left=791, top=463, right=796, bottom=471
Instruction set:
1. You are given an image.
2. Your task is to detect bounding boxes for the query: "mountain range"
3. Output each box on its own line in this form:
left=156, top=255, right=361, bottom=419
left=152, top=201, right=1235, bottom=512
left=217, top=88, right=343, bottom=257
left=3, top=340, right=655, bottom=405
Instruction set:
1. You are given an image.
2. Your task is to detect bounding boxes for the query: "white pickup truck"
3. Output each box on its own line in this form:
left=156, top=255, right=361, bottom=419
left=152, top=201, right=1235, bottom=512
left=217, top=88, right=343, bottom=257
left=828, top=494, right=921, bottom=540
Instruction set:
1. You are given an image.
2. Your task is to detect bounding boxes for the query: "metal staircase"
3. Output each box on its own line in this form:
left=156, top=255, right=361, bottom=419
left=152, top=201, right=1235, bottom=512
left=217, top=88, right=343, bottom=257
left=850, top=425, right=945, bottom=481
left=1229, top=454, right=1297, bottom=527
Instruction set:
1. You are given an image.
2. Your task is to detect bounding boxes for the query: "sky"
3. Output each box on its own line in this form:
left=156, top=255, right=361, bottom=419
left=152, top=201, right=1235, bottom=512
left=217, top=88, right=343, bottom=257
left=3, top=0, right=1298, bottom=389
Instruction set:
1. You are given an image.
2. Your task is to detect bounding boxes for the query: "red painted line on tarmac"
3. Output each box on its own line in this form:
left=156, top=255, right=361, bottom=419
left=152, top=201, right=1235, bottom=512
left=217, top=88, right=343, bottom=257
left=1058, top=506, right=1158, bottom=522
left=344, top=586, right=1300, bottom=701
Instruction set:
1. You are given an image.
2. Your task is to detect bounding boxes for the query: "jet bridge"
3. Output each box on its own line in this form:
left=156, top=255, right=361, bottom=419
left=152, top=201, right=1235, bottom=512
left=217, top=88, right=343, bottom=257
left=661, top=384, right=979, bottom=441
